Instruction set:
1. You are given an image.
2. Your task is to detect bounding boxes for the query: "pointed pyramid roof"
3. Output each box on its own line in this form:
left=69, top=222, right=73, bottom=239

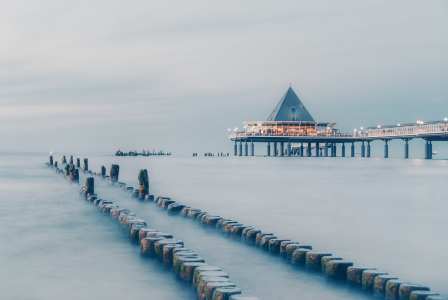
left=267, top=87, right=314, bottom=122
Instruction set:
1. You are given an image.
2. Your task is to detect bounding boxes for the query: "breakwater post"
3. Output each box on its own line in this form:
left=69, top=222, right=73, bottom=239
left=62, top=156, right=66, bottom=163
left=49, top=156, right=53, bottom=166
left=85, top=177, right=94, bottom=196
left=110, top=164, right=119, bottom=182
left=101, top=166, right=106, bottom=176
left=83, top=158, right=88, bottom=172
left=69, top=155, right=73, bottom=165
left=76, top=158, right=80, bottom=168
left=138, top=169, right=149, bottom=199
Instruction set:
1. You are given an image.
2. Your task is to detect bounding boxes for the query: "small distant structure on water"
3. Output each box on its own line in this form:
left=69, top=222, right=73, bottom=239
left=115, top=149, right=171, bottom=156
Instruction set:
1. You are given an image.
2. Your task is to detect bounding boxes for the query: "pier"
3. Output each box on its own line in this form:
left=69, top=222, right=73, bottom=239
left=229, top=87, right=448, bottom=159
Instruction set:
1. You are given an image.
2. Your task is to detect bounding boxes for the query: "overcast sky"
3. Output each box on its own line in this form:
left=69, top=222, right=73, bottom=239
left=1, top=0, right=447, bottom=153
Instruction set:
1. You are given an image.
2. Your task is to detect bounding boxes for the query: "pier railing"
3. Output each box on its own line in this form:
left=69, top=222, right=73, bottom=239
left=365, top=122, right=448, bottom=138
left=229, top=132, right=354, bottom=139
left=229, top=122, right=448, bottom=140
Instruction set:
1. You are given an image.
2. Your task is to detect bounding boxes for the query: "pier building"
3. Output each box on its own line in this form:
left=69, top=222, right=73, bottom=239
left=229, top=87, right=448, bottom=159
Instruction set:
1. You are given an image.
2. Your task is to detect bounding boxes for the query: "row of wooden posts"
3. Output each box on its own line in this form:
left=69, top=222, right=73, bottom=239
left=46, top=156, right=257, bottom=300
left=45, top=156, right=445, bottom=300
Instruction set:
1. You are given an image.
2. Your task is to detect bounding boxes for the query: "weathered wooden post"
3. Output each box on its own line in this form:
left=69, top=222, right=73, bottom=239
left=69, top=164, right=76, bottom=181
left=83, top=158, right=88, bottom=172
left=49, top=156, right=53, bottom=165
left=85, top=177, right=94, bottom=196
left=64, top=164, right=70, bottom=176
left=110, top=164, right=119, bottom=182
left=54, top=161, right=58, bottom=168
left=76, top=158, right=80, bottom=168
left=100, top=166, right=106, bottom=176
left=72, top=169, right=79, bottom=183
left=69, top=155, right=73, bottom=165
left=62, top=156, right=66, bottom=163
left=138, top=169, right=149, bottom=199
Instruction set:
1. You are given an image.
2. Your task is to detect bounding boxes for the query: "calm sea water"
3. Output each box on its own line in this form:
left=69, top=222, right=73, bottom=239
left=1, top=151, right=447, bottom=299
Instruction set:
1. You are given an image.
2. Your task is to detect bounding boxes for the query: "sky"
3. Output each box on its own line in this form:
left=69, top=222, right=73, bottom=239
left=1, top=0, right=447, bottom=153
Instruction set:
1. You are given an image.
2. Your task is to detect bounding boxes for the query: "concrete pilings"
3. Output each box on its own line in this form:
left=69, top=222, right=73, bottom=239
left=398, top=284, right=430, bottom=300
left=342, top=143, right=345, bottom=157
left=351, top=143, right=355, bottom=157
left=374, top=275, right=398, bottom=298
left=274, top=142, right=277, bottom=156
left=251, top=140, right=254, bottom=156
left=239, top=141, right=242, bottom=156
left=347, top=267, right=376, bottom=288
left=384, top=141, right=389, bottom=158
left=267, top=142, right=270, bottom=156
left=361, top=141, right=365, bottom=157
left=306, top=252, right=332, bottom=272
left=363, top=270, right=388, bottom=292
left=367, top=141, right=371, bottom=157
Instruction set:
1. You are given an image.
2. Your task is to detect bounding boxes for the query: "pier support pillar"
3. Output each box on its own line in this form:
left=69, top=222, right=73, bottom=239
left=315, top=143, right=319, bottom=157
left=251, top=140, right=254, bottom=156
left=300, top=143, right=304, bottom=157
left=351, top=143, right=355, bottom=157
left=288, top=141, right=291, bottom=156
left=234, top=141, right=237, bottom=156
left=307, top=142, right=311, bottom=157
left=342, top=143, right=345, bottom=157
left=324, top=143, right=328, bottom=157
left=274, top=142, right=277, bottom=156
left=280, top=142, right=284, bottom=157
left=245, top=141, right=248, bottom=156
left=333, top=144, right=337, bottom=157
left=361, top=141, right=365, bottom=158
left=367, top=142, right=371, bottom=158
left=384, top=141, right=389, bottom=158
left=429, top=141, right=433, bottom=159
left=239, top=141, right=242, bottom=156
left=425, top=140, right=429, bottom=159
left=330, top=144, right=334, bottom=157
left=267, top=143, right=270, bottom=156
left=404, top=140, right=409, bottom=159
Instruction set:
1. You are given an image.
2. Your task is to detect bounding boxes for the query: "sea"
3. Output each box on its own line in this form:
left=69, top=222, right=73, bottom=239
left=1, top=151, right=447, bottom=300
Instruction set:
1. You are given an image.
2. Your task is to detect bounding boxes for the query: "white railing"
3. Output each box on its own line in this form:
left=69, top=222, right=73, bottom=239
left=228, top=132, right=354, bottom=138
left=366, top=122, right=448, bottom=138
left=228, top=122, right=448, bottom=139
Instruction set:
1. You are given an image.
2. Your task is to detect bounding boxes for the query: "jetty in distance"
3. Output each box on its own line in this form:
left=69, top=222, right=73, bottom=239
left=115, top=149, right=171, bottom=156
left=229, top=87, right=448, bottom=159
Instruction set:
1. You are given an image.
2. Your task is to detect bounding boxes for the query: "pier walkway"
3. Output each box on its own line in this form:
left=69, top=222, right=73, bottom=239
left=229, top=120, right=448, bottom=159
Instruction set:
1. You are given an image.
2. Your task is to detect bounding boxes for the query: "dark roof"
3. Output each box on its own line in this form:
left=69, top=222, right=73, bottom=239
left=267, top=87, right=314, bottom=122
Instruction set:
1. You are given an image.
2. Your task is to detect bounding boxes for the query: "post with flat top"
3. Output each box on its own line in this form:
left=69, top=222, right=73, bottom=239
left=234, top=140, right=237, bottom=156
left=251, top=140, right=254, bottom=156
left=384, top=140, right=389, bottom=158
left=404, top=139, right=409, bottom=159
